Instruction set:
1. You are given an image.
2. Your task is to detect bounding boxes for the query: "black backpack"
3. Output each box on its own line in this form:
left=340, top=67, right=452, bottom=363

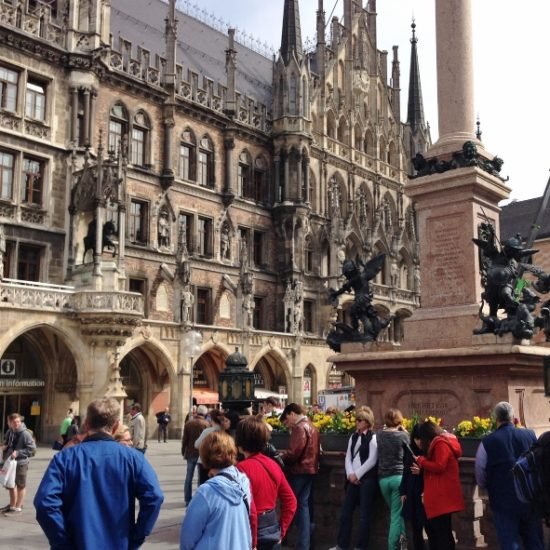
left=512, top=431, right=550, bottom=524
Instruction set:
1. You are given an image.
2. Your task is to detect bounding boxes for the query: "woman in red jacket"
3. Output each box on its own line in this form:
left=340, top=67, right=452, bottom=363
left=413, top=421, right=464, bottom=550
left=236, top=416, right=297, bottom=550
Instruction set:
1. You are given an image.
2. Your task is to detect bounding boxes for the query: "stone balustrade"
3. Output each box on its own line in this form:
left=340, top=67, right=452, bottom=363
left=0, top=280, right=144, bottom=317
left=70, top=290, right=144, bottom=315
left=0, top=279, right=74, bottom=312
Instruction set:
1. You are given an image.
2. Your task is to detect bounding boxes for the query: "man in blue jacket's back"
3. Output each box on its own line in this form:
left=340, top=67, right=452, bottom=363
left=34, top=398, right=164, bottom=549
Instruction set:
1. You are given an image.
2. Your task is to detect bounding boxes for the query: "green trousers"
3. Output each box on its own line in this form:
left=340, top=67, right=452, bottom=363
left=379, top=474, right=406, bottom=550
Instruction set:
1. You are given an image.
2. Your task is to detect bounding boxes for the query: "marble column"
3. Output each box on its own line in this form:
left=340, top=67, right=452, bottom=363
left=432, top=0, right=476, bottom=155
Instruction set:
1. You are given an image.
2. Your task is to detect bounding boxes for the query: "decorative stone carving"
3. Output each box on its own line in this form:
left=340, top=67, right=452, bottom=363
left=20, top=207, right=46, bottom=224
left=0, top=112, right=21, bottom=131
left=25, top=121, right=51, bottom=139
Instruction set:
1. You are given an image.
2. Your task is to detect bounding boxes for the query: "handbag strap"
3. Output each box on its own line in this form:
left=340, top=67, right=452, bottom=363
left=215, top=471, right=250, bottom=514
left=252, top=455, right=278, bottom=487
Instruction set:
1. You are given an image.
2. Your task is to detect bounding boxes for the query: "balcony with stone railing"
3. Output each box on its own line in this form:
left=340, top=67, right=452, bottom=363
left=0, top=279, right=144, bottom=319
left=0, top=278, right=74, bottom=312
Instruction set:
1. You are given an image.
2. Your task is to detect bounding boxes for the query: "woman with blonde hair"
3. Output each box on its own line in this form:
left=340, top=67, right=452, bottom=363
left=180, top=430, right=252, bottom=549
left=377, top=408, right=409, bottom=549
left=114, top=424, right=133, bottom=447
left=330, top=406, right=378, bottom=550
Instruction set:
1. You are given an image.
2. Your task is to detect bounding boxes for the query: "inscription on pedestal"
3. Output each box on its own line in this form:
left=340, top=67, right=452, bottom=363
left=396, top=390, right=461, bottom=421
left=426, top=214, right=467, bottom=307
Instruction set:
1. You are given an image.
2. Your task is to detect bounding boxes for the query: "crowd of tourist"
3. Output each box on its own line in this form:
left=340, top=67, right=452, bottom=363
left=0, top=397, right=546, bottom=549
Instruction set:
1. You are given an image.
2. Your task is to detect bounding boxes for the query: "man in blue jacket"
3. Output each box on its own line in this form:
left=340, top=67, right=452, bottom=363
left=475, top=401, right=544, bottom=550
left=34, top=398, right=164, bottom=549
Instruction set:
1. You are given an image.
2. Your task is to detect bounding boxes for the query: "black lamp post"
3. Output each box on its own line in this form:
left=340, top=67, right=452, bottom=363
left=544, top=356, right=550, bottom=397
left=219, top=347, right=255, bottom=414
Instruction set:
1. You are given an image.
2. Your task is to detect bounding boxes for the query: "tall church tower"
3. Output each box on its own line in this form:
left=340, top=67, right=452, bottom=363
left=405, top=21, right=430, bottom=163
left=272, top=0, right=312, bottom=282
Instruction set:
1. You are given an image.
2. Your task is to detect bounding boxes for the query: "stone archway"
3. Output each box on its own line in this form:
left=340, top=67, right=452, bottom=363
left=252, top=351, right=290, bottom=405
left=192, top=346, right=227, bottom=405
left=119, top=341, right=177, bottom=437
left=0, top=327, right=78, bottom=442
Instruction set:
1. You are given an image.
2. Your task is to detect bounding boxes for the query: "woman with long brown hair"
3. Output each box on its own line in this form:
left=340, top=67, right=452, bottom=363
left=413, top=421, right=464, bottom=549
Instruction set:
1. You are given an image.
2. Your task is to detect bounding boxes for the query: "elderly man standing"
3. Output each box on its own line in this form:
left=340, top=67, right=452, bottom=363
left=280, top=403, right=320, bottom=550
left=475, top=401, right=544, bottom=550
left=129, top=403, right=147, bottom=453
left=34, top=398, right=163, bottom=549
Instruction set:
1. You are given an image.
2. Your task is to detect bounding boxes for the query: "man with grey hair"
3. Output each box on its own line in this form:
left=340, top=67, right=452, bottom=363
left=34, top=398, right=163, bottom=548
left=475, top=401, right=543, bottom=549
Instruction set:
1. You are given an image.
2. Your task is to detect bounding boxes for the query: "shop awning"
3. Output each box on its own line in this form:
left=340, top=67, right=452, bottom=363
left=254, top=389, right=288, bottom=400
left=193, top=389, right=220, bottom=405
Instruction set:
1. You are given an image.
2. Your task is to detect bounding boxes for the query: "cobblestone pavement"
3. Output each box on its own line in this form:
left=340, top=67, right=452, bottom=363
left=3, top=440, right=188, bottom=549
left=3, top=440, right=319, bottom=549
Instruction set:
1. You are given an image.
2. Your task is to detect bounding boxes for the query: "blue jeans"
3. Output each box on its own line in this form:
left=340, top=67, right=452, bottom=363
left=492, top=508, right=544, bottom=550
left=337, top=477, right=378, bottom=550
left=184, top=456, right=198, bottom=505
left=288, top=474, right=315, bottom=550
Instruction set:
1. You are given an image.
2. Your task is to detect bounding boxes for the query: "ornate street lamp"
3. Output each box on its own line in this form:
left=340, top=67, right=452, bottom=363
left=219, top=347, right=255, bottom=414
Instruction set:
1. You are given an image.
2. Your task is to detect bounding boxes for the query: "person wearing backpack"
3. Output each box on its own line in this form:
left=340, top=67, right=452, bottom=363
left=474, top=401, right=544, bottom=550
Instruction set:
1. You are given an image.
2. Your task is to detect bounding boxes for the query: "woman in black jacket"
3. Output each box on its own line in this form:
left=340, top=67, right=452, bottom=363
left=399, top=423, right=427, bottom=550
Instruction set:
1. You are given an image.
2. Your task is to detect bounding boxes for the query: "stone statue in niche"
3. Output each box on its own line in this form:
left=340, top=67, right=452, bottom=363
left=326, top=254, right=392, bottom=352
left=329, top=182, right=341, bottom=218
left=181, top=284, right=194, bottom=324
left=390, top=260, right=399, bottom=288
left=413, top=265, right=421, bottom=293
left=158, top=208, right=170, bottom=248
left=243, top=293, right=254, bottom=329
left=220, top=223, right=231, bottom=260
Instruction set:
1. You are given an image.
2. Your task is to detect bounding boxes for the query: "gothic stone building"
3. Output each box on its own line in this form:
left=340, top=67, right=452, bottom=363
left=0, top=0, right=427, bottom=439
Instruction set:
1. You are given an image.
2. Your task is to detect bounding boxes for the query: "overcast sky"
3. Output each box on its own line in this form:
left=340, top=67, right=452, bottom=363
left=176, top=0, right=550, bottom=204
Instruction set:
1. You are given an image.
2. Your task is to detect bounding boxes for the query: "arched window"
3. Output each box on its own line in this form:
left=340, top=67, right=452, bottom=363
left=354, top=123, right=363, bottom=151
left=108, top=103, right=128, bottom=154
left=289, top=74, right=297, bottom=115
left=179, top=128, right=196, bottom=181
left=278, top=76, right=284, bottom=117
left=131, top=111, right=151, bottom=167
left=337, top=116, right=347, bottom=144
left=253, top=156, right=267, bottom=202
left=302, top=76, right=308, bottom=116
left=238, top=150, right=253, bottom=198
left=197, top=136, right=214, bottom=188
left=305, top=236, right=313, bottom=273
left=327, top=111, right=336, bottom=139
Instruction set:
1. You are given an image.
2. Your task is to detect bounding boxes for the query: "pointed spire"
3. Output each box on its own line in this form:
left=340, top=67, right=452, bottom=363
left=280, top=0, right=303, bottom=64
left=164, top=0, right=177, bottom=89
left=407, top=20, right=425, bottom=133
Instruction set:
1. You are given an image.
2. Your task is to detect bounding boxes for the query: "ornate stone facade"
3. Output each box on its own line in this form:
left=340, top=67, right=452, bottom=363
left=0, top=0, right=427, bottom=440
